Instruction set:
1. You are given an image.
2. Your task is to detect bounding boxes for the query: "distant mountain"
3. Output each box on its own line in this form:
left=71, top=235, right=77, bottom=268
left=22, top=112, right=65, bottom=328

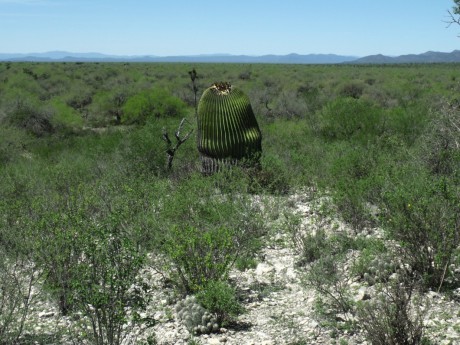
left=0, top=51, right=358, bottom=64
left=2, top=50, right=460, bottom=64
left=350, top=50, right=460, bottom=64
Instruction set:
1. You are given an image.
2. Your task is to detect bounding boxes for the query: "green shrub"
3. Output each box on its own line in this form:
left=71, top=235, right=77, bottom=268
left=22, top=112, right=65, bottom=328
left=381, top=169, right=460, bottom=289
left=339, top=82, right=365, bottom=99
left=350, top=240, right=389, bottom=283
left=162, top=225, right=238, bottom=292
left=318, top=97, right=385, bottom=143
left=4, top=98, right=54, bottom=137
left=0, top=250, right=35, bottom=345
left=22, top=177, right=154, bottom=344
left=272, top=90, right=308, bottom=119
left=69, top=218, right=152, bottom=345
left=304, top=254, right=355, bottom=325
left=386, top=105, right=429, bottom=146
left=297, top=82, right=324, bottom=114
left=421, top=102, right=460, bottom=176
left=196, top=280, right=244, bottom=325
left=122, top=89, right=187, bottom=124
left=294, top=227, right=329, bottom=265
left=356, top=274, right=425, bottom=345
left=122, top=115, right=198, bottom=177
left=30, top=203, right=85, bottom=315
left=248, top=153, right=291, bottom=194
left=0, top=126, right=31, bottom=164
left=156, top=174, right=264, bottom=293
left=66, top=89, right=93, bottom=111
left=327, top=143, right=386, bottom=231
left=89, top=89, right=129, bottom=126
left=50, top=98, right=84, bottom=129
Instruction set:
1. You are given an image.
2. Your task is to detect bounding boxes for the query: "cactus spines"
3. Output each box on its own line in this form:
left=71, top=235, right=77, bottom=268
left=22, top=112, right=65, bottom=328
left=175, top=296, right=220, bottom=335
left=197, top=82, right=262, bottom=174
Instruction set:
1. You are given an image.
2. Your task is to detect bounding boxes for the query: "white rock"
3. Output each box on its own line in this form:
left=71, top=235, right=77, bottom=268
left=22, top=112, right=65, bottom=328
left=260, top=340, right=275, bottom=345
left=38, top=311, right=55, bottom=318
left=255, top=263, right=275, bottom=284
left=354, top=286, right=371, bottom=302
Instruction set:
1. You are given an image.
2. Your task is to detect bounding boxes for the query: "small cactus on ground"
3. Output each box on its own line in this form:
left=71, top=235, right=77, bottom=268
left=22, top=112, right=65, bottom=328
left=175, top=295, right=220, bottom=335
left=197, top=82, right=262, bottom=174
left=362, top=253, right=399, bottom=286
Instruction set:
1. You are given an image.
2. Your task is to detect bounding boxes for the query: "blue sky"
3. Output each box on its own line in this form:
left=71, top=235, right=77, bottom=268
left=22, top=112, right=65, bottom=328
left=0, top=0, right=459, bottom=57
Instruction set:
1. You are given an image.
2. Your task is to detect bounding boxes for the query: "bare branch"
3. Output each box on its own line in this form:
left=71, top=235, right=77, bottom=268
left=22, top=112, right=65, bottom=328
left=162, top=128, right=172, bottom=145
left=163, top=118, right=194, bottom=170
left=445, top=10, right=460, bottom=27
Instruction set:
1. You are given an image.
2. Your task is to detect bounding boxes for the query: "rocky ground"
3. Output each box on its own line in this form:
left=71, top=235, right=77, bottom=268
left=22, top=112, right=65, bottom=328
left=14, top=193, right=460, bottom=344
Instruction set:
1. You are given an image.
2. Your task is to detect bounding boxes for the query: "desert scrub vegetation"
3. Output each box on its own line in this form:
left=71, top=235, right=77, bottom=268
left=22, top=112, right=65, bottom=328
left=0, top=61, right=459, bottom=343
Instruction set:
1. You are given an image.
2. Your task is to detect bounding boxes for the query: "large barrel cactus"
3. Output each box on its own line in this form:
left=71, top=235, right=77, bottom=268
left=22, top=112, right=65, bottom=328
left=197, top=82, right=262, bottom=174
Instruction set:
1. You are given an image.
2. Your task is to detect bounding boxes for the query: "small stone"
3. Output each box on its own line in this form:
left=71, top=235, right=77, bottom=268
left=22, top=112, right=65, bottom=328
left=255, top=263, right=275, bottom=276
left=426, top=291, right=440, bottom=299
left=312, top=320, right=320, bottom=329
left=260, top=341, right=274, bottom=345
left=335, top=314, right=347, bottom=322
left=354, top=286, right=371, bottom=302
left=38, top=311, right=54, bottom=318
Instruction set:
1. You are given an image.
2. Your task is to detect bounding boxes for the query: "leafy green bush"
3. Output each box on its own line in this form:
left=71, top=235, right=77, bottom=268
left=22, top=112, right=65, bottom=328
left=155, top=174, right=264, bottom=293
left=20, top=175, right=154, bottom=344
left=122, top=89, right=187, bottom=124
left=66, top=89, right=93, bottom=111
left=248, top=153, right=291, bottom=194
left=328, top=143, right=384, bottom=230
left=318, top=97, right=385, bottom=143
left=69, top=219, right=152, bottom=345
left=272, top=90, right=307, bottom=119
left=0, top=251, right=35, bottom=345
left=304, top=254, right=355, bottom=325
left=50, top=98, right=84, bottom=129
left=162, top=225, right=238, bottom=292
left=297, top=82, right=324, bottom=115
left=381, top=169, right=460, bottom=289
left=356, top=274, right=425, bottom=345
left=386, top=105, right=429, bottom=146
left=421, top=102, right=460, bottom=176
left=339, top=82, right=365, bottom=99
left=196, top=280, right=244, bottom=325
left=4, top=98, right=54, bottom=137
left=28, top=201, right=84, bottom=315
left=0, top=126, right=31, bottom=164
left=294, top=227, right=329, bottom=265
left=124, top=117, right=184, bottom=175
left=88, top=89, right=129, bottom=126
left=350, top=240, right=389, bottom=283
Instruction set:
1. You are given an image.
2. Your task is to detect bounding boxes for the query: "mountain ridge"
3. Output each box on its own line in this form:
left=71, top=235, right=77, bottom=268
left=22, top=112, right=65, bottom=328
left=349, top=50, right=460, bottom=64
left=1, top=50, right=460, bottom=64
left=0, top=52, right=357, bottom=64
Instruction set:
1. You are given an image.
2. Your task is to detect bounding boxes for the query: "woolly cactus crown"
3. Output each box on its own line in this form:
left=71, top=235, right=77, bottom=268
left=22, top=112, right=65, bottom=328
left=197, top=82, right=262, bottom=172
